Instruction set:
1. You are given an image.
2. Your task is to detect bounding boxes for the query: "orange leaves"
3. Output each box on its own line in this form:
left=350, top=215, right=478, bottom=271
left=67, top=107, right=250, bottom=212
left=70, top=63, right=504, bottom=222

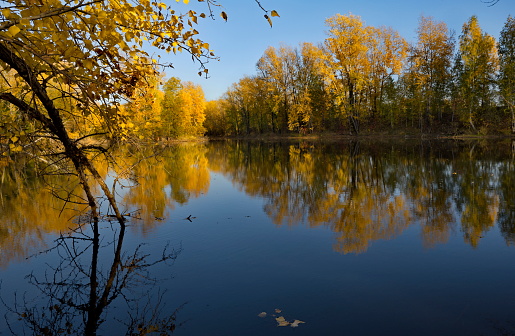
left=263, top=9, right=280, bottom=27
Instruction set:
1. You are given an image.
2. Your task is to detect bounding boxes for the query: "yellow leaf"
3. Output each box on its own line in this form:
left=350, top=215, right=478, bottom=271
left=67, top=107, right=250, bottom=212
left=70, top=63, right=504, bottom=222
left=1, top=8, right=11, bottom=18
left=83, top=59, right=93, bottom=70
left=271, top=10, right=280, bottom=17
left=10, top=136, right=19, bottom=143
left=275, top=316, right=289, bottom=327
left=220, top=11, right=227, bottom=21
left=264, top=14, right=272, bottom=28
left=183, top=0, right=189, bottom=3
left=290, top=320, right=305, bottom=328
left=8, top=25, right=21, bottom=37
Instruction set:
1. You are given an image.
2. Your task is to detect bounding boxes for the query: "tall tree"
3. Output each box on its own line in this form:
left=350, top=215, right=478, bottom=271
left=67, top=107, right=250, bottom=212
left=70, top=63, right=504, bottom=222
left=366, top=25, right=408, bottom=124
left=323, top=14, right=407, bottom=133
left=161, top=77, right=183, bottom=138
left=407, top=16, right=454, bottom=129
left=454, top=15, right=499, bottom=131
left=178, top=81, right=207, bottom=137
left=323, top=14, right=371, bottom=134
left=498, top=15, right=515, bottom=133
left=256, top=45, right=295, bottom=133
left=122, top=73, right=164, bottom=140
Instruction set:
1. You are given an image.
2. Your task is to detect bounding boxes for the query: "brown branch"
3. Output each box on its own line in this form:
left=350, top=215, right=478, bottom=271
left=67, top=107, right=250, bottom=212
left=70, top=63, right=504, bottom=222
left=0, top=92, right=57, bottom=133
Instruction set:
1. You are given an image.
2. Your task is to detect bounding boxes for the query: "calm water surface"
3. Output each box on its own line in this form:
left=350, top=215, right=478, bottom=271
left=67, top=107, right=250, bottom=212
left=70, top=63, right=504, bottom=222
left=1, top=139, right=515, bottom=335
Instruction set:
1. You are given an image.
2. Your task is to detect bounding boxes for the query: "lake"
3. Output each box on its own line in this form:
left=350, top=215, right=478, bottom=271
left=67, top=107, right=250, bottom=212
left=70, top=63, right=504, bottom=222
left=1, top=139, right=515, bottom=335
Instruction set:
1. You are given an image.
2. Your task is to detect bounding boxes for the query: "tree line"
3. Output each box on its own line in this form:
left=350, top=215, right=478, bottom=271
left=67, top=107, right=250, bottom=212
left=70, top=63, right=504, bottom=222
left=204, top=14, right=515, bottom=136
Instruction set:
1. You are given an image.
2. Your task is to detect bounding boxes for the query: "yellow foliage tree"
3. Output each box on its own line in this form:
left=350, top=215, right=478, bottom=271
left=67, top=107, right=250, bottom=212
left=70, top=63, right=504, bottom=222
left=122, top=73, right=164, bottom=140
left=0, top=0, right=279, bottom=222
left=178, top=81, right=207, bottom=136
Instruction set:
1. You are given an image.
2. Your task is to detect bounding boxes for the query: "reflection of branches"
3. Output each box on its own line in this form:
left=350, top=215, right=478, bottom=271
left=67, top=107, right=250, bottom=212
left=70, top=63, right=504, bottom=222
left=3, top=217, right=182, bottom=335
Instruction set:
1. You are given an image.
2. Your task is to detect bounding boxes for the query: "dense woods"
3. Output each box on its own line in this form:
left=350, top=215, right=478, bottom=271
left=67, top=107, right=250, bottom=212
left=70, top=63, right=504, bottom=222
left=205, top=14, right=515, bottom=136
left=2, top=11, right=514, bottom=144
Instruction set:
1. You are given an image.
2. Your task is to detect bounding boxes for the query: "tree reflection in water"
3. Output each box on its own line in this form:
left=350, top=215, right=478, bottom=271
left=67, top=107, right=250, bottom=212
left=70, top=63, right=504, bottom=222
left=207, top=139, right=515, bottom=253
left=3, top=215, right=181, bottom=335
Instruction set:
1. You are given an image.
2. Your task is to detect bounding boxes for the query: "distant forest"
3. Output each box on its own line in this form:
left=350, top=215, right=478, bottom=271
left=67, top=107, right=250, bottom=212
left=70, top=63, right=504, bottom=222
left=203, top=14, right=515, bottom=137
left=7, top=13, right=510, bottom=140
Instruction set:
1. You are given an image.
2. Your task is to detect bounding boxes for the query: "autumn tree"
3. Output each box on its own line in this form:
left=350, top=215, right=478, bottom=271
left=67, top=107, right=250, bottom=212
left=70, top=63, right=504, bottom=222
left=177, top=81, right=207, bottom=136
left=256, top=45, right=295, bottom=133
left=0, top=0, right=215, bottom=224
left=405, top=16, right=454, bottom=129
left=160, top=76, right=182, bottom=138
left=454, top=16, right=499, bottom=132
left=366, top=25, right=408, bottom=124
left=160, top=78, right=207, bottom=138
left=323, top=14, right=407, bottom=133
left=498, top=15, right=515, bottom=133
left=0, top=0, right=278, bottom=224
left=223, top=76, right=258, bottom=135
left=122, top=73, right=164, bottom=140
left=204, top=99, right=228, bottom=136
left=323, top=14, right=370, bottom=134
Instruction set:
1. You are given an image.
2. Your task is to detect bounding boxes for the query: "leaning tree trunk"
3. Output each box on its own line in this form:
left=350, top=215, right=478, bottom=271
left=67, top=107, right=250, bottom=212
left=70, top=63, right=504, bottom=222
left=0, top=41, right=126, bottom=226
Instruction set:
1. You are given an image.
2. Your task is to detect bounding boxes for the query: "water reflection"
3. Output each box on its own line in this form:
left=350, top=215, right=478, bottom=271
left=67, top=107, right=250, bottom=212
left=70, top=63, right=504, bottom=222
left=1, top=140, right=515, bottom=265
left=206, top=139, right=515, bottom=253
left=120, top=144, right=210, bottom=234
left=3, top=216, right=180, bottom=335
left=0, top=155, right=86, bottom=267
left=0, top=144, right=210, bottom=267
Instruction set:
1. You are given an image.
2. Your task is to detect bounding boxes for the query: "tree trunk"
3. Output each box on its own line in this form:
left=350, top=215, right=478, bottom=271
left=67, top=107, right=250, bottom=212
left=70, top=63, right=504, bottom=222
left=0, top=41, right=125, bottom=226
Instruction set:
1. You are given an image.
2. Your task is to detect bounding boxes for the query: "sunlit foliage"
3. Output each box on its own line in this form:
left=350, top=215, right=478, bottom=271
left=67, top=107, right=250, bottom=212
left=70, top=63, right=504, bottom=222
left=212, top=13, right=514, bottom=136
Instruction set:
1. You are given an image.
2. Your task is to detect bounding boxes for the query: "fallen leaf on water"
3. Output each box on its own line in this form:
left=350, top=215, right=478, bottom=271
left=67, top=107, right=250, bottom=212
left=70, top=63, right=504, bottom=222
left=257, top=312, right=267, bottom=318
left=290, top=320, right=305, bottom=328
left=275, top=316, right=290, bottom=327
left=274, top=308, right=282, bottom=313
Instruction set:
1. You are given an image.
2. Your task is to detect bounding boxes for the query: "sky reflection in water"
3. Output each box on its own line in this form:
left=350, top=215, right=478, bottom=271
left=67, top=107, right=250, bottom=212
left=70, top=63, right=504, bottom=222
left=2, top=140, right=515, bottom=335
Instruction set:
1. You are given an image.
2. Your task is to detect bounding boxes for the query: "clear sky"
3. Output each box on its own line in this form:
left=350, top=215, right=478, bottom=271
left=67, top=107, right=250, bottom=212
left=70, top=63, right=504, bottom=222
left=159, top=0, right=513, bottom=101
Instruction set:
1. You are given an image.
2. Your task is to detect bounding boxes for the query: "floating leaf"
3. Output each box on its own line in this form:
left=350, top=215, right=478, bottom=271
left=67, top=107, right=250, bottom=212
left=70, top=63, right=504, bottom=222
left=290, top=320, right=305, bottom=328
left=257, top=312, right=267, bottom=318
left=275, top=316, right=289, bottom=327
left=274, top=308, right=282, bottom=313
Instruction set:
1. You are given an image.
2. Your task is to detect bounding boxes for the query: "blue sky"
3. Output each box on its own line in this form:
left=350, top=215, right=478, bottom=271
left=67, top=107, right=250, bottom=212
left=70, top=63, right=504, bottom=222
left=159, top=0, right=513, bottom=101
